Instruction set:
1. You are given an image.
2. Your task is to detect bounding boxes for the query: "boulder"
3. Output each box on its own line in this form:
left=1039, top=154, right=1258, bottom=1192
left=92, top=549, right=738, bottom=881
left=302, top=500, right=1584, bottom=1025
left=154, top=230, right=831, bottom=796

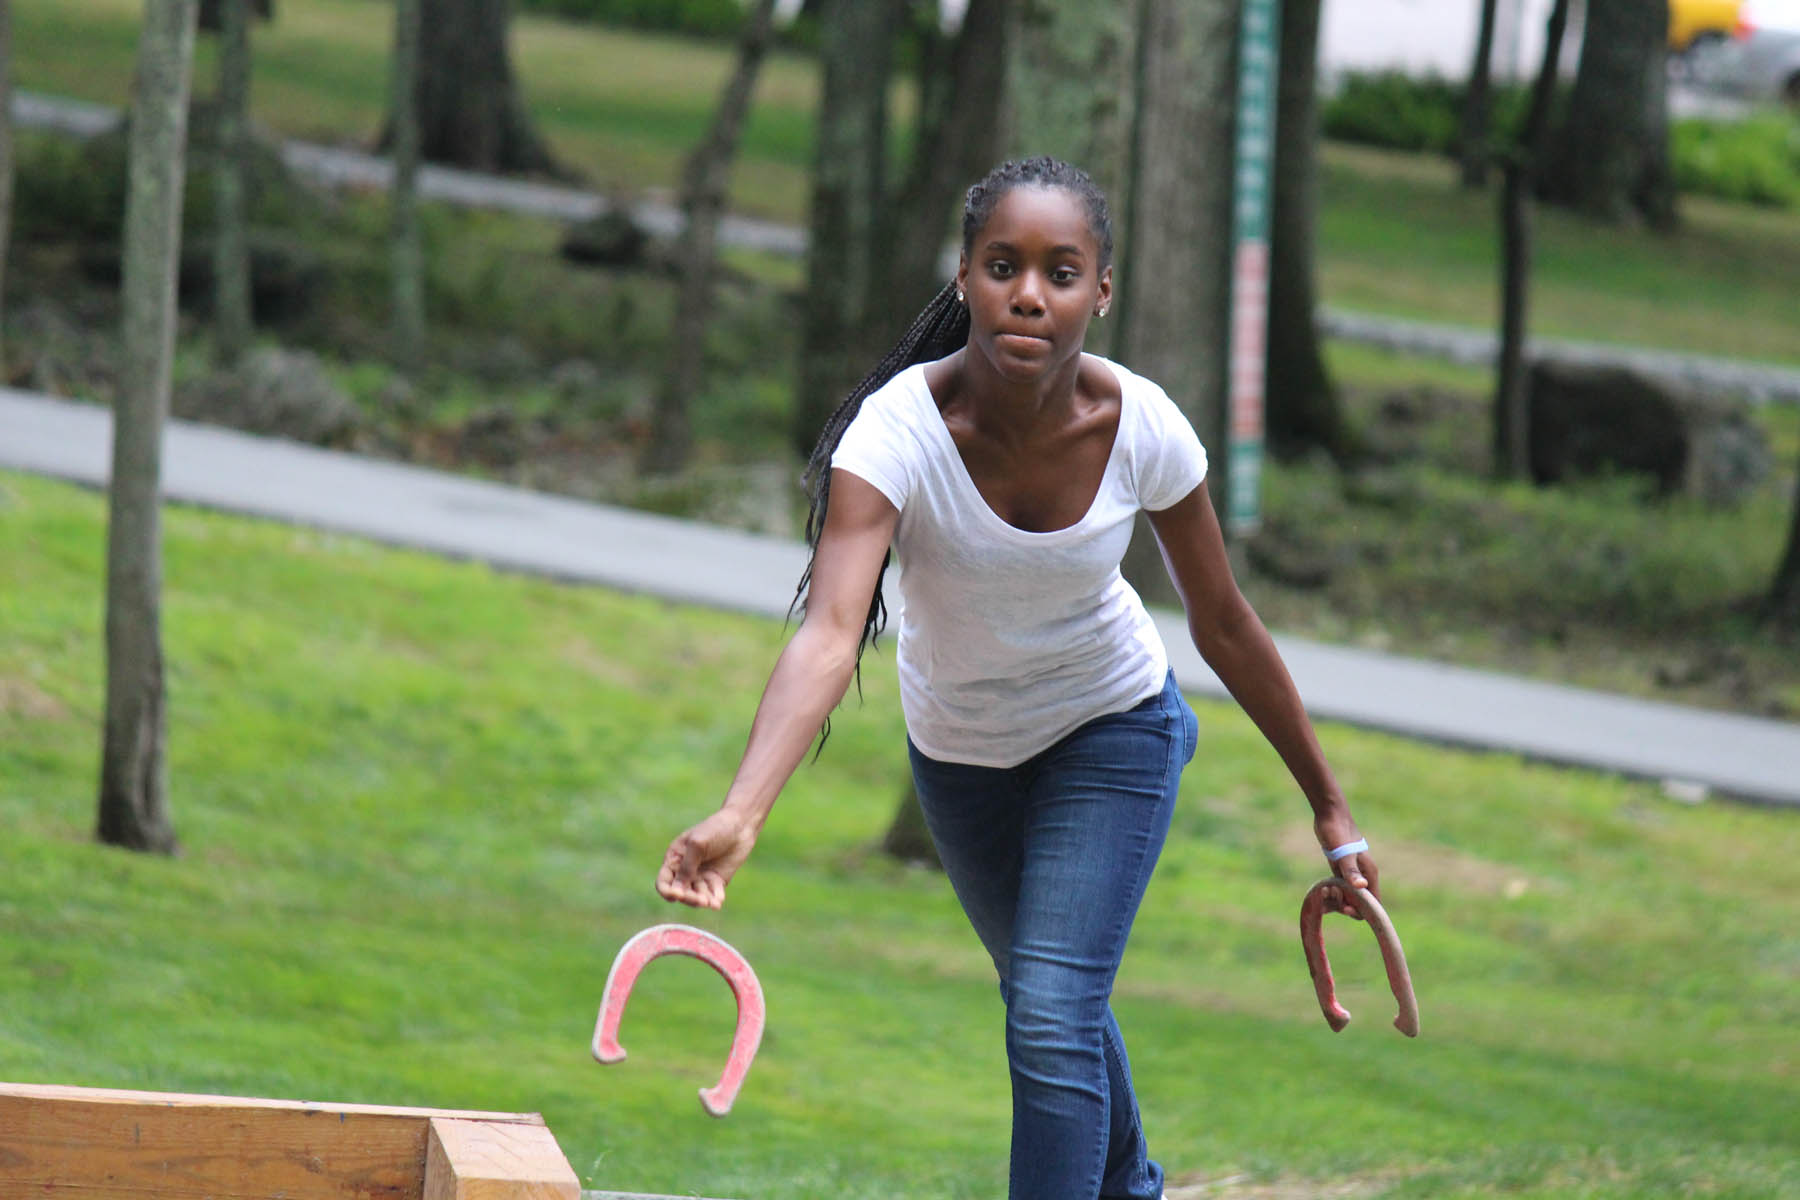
left=175, top=347, right=360, bottom=446
left=1528, top=358, right=1772, bottom=505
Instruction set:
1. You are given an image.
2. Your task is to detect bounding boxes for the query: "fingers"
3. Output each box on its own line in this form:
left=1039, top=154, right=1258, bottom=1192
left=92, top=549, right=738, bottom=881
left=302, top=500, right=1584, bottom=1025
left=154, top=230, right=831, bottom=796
left=656, top=837, right=726, bottom=910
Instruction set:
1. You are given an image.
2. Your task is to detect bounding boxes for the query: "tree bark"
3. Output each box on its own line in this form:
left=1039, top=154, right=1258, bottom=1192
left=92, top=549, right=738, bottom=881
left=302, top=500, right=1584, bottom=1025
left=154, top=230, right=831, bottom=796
left=1004, top=0, right=1140, bottom=359
left=641, top=0, right=781, bottom=474
left=791, top=0, right=902, bottom=457
left=212, top=0, right=252, bottom=364
left=198, top=0, right=269, bottom=31
left=873, top=0, right=1010, bottom=341
left=0, top=0, right=14, bottom=381
left=1768, top=451, right=1800, bottom=629
left=408, top=0, right=560, bottom=176
left=1112, top=0, right=1237, bottom=605
left=1457, top=0, right=1500, bottom=189
left=881, top=783, right=942, bottom=869
left=99, top=0, right=199, bottom=855
left=1494, top=0, right=1570, bottom=480
left=1265, top=0, right=1350, bottom=463
left=1539, top=0, right=1676, bottom=228
left=390, top=0, right=425, bottom=371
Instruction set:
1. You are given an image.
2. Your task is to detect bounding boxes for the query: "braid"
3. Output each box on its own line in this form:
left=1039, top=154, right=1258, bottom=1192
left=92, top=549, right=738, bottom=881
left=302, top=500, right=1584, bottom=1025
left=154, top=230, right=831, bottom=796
left=792, top=278, right=969, bottom=647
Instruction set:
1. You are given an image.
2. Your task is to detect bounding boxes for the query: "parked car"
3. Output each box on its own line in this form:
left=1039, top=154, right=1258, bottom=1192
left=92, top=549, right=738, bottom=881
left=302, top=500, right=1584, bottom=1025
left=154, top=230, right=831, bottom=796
left=1686, top=0, right=1800, bottom=103
left=1670, top=0, right=1742, bottom=52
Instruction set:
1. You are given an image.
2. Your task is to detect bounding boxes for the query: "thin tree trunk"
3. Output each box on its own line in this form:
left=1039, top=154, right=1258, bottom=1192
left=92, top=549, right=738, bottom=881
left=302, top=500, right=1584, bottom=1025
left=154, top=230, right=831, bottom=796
left=1265, top=0, right=1349, bottom=463
left=1113, top=0, right=1237, bottom=605
left=874, top=0, right=1009, bottom=340
left=1494, top=0, right=1570, bottom=480
left=1768, top=445, right=1800, bottom=628
left=212, top=0, right=252, bottom=365
left=390, top=0, right=425, bottom=371
left=99, top=0, right=199, bottom=855
left=641, top=0, right=780, bottom=474
left=792, top=0, right=901, bottom=456
left=0, top=0, right=14, bottom=379
left=1457, top=0, right=1499, bottom=189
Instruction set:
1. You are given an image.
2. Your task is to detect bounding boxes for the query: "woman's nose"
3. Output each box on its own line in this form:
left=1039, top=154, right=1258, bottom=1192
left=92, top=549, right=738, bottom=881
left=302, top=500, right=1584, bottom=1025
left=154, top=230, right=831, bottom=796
left=1010, top=274, right=1046, bottom=316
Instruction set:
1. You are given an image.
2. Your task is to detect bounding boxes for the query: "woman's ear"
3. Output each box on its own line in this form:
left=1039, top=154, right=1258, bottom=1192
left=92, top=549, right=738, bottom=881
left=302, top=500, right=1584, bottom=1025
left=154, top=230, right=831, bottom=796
left=956, top=254, right=969, bottom=304
left=1095, top=265, right=1114, bottom=317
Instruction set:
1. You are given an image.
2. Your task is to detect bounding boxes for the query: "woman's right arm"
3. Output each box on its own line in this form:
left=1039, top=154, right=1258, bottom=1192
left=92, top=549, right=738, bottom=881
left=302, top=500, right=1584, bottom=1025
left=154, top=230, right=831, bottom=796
left=656, top=470, right=900, bottom=909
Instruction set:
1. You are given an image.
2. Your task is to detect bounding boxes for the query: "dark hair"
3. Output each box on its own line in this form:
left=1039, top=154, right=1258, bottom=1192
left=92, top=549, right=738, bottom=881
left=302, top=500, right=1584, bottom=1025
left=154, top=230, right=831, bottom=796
left=791, top=157, right=1114, bottom=738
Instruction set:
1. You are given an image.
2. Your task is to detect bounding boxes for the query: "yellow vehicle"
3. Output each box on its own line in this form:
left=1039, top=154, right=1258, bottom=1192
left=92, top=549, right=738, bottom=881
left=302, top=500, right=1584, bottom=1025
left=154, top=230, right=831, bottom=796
left=1670, top=0, right=1743, bottom=51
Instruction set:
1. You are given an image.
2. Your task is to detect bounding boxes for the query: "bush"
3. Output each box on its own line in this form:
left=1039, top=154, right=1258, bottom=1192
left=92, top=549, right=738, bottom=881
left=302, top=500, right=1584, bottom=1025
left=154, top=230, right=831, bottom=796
left=1321, top=70, right=1800, bottom=211
left=1321, top=71, right=1465, bottom=154
left=1671, top=112, right=1800, bottom=209
left=514, top=0, right=818, bottom=47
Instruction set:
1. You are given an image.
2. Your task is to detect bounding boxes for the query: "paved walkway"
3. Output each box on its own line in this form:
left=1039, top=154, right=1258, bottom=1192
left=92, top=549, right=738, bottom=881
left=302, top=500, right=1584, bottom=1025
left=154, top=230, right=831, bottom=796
left=5, top=387, right=1797, bottom=806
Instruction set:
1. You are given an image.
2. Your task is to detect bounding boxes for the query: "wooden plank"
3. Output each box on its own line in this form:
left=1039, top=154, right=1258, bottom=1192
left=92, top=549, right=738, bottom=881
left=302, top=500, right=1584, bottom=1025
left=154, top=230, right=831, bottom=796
left=423, top=1118, right=580, bottom=1200
left=0, top=1081, right=550, bottom=1200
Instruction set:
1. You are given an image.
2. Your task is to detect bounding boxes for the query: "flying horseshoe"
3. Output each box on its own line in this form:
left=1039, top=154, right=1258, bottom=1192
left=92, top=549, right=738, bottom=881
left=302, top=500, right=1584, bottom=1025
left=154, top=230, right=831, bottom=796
left=1299, top=879, right=1420, bottom=1038
left=593, top=923, right=766, bottom=1117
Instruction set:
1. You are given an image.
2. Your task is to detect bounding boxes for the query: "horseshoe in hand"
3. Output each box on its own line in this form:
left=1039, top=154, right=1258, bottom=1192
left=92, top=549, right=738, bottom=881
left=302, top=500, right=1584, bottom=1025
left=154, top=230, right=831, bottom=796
left=1299, top=879, right=1420, bottom=1038
left=593, top=923, right=767, bottom=1117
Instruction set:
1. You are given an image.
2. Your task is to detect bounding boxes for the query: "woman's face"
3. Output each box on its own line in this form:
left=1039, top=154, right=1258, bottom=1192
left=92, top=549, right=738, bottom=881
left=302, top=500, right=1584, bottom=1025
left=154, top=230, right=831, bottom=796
left=957, top=185, right=1113, bottom=385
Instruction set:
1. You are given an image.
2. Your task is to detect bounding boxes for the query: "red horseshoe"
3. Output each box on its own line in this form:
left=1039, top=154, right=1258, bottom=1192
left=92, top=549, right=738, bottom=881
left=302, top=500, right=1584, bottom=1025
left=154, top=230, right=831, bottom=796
left=592, top=923, right=766, bottom=1117
left=1299, top=878, right=1420, bottom=1038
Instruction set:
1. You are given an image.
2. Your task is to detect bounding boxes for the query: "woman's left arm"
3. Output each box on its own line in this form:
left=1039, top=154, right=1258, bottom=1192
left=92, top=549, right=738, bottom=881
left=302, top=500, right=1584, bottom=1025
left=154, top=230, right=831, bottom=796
left=1148, top=482, right=1378, bottom=910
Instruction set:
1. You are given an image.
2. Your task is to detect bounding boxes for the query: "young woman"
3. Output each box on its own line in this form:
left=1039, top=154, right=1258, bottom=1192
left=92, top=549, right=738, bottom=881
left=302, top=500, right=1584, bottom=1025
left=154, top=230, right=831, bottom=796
left=656, top=157, right=1379, bottom=1200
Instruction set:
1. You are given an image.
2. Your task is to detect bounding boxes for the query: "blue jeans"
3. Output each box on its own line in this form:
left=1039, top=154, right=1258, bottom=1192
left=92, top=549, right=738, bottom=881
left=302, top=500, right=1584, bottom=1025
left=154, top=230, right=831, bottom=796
left=908, top=670, right=1198, bottom=1200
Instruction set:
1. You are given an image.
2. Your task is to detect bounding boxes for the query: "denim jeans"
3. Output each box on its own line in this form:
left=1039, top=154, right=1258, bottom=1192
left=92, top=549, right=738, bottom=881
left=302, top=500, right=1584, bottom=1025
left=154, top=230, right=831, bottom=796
left=908, top=670, right=1199, bottom=1200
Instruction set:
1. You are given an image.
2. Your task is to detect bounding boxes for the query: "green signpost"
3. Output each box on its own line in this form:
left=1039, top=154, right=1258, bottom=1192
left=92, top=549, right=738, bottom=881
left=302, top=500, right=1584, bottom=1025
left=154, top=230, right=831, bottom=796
left=1227, top=0, right=1280, bottom=537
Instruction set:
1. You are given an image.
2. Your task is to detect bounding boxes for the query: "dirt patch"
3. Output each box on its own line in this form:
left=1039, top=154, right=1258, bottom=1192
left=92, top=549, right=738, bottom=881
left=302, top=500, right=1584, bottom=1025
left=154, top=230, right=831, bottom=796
left=1277, top=824, right=1552, bottom=900
left=1166, top=1169, right=1409, bottom=1198
left=0, top=676, right=69, bottom=721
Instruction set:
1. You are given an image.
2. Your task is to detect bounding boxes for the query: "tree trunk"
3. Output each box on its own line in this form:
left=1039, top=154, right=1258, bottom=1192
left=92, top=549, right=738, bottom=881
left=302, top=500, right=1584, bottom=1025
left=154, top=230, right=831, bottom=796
left=390, top=0, right=425, bottom=371
left=1539, top=0, right=1676, bottom=228
left=198, top=0, right=269, bottom=31
left=791, top=0, right=902, bottom=457
left=881, top=783, right=942, bottom=869
left=873, top=0, right=1010, bottom=341
left=1112, top=0, right=1237, bottom=606
left=1494, top=0, right=1570, bottom=479
left=1457, top=0, right=1500, bottom=189
left=0, top=0, right=14, bottom=381
left=409, top=0, right=560, bottom=175
left=212, top=0, right=252, bottom=365
left=1004, top=0, right=1140, bottom=359
left=99, top=0, right=199, bottom=855
left=1768, top=448, right=1800, bottom=629
left=1264, top=0, right=1349, bottom=464
left=641, top=0, right=781, bottom=474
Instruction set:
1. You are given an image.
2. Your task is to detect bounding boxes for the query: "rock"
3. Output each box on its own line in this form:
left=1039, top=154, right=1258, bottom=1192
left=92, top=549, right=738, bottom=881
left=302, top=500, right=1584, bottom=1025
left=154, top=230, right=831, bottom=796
left=1528, top=358, right=1772, bottom=505
left=174, top=347, right=360, bottom=446
left=561, top=207, right=650, bottom=268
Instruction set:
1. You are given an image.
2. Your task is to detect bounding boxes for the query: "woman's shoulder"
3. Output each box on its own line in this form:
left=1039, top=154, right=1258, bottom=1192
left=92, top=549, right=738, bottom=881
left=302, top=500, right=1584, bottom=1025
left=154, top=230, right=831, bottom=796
left=1084, top=354, right=1181, bottom=422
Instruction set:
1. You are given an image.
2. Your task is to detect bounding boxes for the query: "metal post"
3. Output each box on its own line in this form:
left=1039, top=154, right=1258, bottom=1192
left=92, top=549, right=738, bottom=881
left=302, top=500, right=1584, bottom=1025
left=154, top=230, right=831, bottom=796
left=1227, top=0, right=1280, bottom=538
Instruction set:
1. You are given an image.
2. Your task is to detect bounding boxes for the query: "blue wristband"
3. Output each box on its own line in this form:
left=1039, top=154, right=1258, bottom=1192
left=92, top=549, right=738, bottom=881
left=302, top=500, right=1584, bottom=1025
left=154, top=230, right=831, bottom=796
left=1325, top=838, right=1368, bottom=863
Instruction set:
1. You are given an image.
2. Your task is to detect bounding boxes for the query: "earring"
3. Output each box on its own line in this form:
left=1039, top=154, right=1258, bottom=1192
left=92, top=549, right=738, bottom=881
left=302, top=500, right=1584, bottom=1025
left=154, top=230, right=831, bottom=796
left=1096, top=305, right=1109, bottom=318
left=957, top=290, right=965, bottom=304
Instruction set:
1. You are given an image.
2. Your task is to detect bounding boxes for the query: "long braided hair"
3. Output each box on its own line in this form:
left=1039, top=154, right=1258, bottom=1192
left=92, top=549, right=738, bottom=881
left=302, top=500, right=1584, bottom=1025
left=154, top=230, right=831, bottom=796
left=792, top=156, right=1116, bottom=715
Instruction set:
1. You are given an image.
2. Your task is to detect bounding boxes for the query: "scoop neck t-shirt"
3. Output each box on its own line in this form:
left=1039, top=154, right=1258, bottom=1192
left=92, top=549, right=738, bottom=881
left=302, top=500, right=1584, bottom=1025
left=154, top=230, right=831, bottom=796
left=830, top=354, right=1208, bottom=768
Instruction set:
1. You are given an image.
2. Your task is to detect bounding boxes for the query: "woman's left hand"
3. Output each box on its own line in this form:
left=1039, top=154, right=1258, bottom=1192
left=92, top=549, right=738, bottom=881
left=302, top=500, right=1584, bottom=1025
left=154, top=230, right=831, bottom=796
left=1313, top=809, right=1379, bottom=920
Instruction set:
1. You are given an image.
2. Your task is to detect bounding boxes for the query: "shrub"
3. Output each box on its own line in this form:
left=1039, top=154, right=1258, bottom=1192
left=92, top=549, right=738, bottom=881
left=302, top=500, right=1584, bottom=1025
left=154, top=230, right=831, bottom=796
left=1321, top=71, right=1465, bottom=155
left=1671, top=112, right=1800, bottom=209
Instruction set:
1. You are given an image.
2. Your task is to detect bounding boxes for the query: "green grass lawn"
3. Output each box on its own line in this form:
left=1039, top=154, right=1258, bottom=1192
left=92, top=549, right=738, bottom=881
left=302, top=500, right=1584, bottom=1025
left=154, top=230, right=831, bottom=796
left=3, top=469, right=1797, bottom=1198
left=14, top=0, right=1800, bottom=368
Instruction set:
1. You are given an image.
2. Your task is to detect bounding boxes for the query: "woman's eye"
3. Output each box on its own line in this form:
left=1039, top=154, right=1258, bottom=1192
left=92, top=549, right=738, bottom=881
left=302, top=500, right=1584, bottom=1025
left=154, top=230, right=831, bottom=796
left=1052, top=268, right=1078, bottom=284
left=988, top=261, right=1014, bottom=278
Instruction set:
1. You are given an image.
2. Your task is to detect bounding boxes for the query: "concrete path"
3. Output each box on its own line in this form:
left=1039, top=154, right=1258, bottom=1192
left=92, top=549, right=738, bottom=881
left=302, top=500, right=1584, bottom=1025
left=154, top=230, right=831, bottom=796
left=5, top=387, right=1797, bottom=806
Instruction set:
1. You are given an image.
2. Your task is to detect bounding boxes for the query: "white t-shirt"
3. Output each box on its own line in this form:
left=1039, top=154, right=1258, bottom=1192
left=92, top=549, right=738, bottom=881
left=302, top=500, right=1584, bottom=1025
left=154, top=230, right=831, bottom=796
left=830, top=355, right=1208, bottom=767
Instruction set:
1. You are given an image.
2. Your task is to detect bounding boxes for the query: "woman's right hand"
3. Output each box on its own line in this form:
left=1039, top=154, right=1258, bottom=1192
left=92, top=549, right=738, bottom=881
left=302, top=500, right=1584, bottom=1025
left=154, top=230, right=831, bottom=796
left=656, top=808, right=759, bottom=910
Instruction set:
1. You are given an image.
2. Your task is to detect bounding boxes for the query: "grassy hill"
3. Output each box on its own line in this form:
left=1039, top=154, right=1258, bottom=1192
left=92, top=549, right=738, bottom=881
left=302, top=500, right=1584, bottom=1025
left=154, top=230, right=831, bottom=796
left=3, top=469, right=1797, bottom=1198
